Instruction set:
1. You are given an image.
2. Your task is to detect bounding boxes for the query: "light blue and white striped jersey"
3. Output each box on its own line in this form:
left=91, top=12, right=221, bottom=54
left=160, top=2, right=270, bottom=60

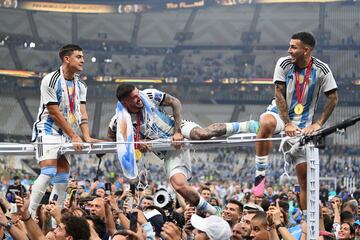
left=268, top=56, right=337, bottom=128
left=31, top=67, right=87, bottom=141
left=109, top=89, right=175, bottom=140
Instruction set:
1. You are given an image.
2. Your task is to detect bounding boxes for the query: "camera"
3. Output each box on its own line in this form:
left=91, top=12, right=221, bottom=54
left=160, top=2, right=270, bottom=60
left=153, top=188, right=172, bottom=209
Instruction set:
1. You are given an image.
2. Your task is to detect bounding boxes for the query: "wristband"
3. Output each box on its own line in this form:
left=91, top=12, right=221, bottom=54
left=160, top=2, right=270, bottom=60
left=275, top=223, right=284, bottom=230
left=22, top=214, right=32, bottom=222
left=80, top=119, right=88, bottom=125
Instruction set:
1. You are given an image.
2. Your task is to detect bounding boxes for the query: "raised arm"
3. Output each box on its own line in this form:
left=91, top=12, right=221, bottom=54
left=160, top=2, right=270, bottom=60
left=15, top=195, right=46, bottom=240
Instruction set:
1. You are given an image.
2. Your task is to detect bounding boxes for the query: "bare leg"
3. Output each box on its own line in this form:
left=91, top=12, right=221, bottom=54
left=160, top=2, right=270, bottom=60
left=189, top=124, right=226, bottom=140
left=256, top=114, right=277, bottom=156
left=253, top=114, right=277, bottom=197
left=170, top=173, right=200, bottom=205
left=189, top=120, right=259, bottom=140
left=296, top=162, right=307, bottom=210
left=170, top=173, right=216, bottom=214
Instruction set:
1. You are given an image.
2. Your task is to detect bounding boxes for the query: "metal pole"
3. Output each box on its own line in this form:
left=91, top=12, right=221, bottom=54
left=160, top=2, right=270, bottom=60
left=306, top=141, right=320, bottom=240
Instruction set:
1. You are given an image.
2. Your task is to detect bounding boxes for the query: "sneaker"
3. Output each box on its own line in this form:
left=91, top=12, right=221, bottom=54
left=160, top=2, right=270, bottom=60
left=252, top=175, right=266, bottom=197
left=247, top=120, right=260, bottom=134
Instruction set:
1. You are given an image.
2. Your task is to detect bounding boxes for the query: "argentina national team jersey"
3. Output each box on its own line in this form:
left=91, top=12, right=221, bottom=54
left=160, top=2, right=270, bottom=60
left=31, top=67, right=87, bottom=141
left=269, top=56, right=337, bottom=128
left=108, top=89, right=176, bottom=140
left=136, top=89, right=175, bottom=139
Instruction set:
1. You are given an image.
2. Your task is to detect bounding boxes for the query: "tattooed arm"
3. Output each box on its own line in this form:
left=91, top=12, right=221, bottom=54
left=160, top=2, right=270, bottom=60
left=275, top=82, right=290, bottom=124
left=302, top=89, right=338, bottom=135
left=162, top=93, right=184, bottom=148
left=275, top=82, right=300, bottom=137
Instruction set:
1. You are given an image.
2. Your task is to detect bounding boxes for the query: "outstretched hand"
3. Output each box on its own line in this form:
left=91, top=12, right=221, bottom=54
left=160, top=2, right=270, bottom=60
left=302, top=122, right=322, bottom=136
left=15, top=194, right=30, bottom=219
left=161, top=222, right=182, bottom=240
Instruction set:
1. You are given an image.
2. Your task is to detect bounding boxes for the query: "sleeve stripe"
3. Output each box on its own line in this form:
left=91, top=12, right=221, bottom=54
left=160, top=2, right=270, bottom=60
left=78, top=79, right=87, bottom=87
left=159, top=93, right=166, bottom=106
left=280, top=59, right=291, bottom=69
left=313, top=59, right=330, bottom=75
left=281, top=61, right=292, bottom=70
left=49, top=70, right=60, bottom=89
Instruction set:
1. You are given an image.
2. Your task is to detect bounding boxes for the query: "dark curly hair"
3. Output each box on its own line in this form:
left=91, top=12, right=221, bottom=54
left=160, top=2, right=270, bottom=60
left=61, top=215, right=90, bottom=240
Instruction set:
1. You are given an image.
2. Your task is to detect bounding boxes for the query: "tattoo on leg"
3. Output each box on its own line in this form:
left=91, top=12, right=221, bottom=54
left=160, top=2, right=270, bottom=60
left=191, top=123, right=226, bottom=140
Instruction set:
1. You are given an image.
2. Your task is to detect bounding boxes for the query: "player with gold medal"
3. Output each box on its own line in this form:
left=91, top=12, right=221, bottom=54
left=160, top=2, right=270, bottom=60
left=294, top=59, right=312, bottom=115
left=66, top=79, right=77, bottom=125
left=134, top=113, right=142, bottom=161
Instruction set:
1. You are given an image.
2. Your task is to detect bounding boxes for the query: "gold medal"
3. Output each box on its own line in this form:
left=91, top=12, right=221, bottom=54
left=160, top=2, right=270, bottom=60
left=135, top=149, right=142, bottom=161
left=69, top=113, right=77, bottom=124
left=294, top=103, right=304, bottom=115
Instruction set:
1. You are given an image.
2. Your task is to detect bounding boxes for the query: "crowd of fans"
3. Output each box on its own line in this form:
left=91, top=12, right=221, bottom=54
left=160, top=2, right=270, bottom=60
left=0, top=170, right=359, bottom=240
left=0, top=146, right=359, bottom=239
left=63, top=147, right=360, bottom=185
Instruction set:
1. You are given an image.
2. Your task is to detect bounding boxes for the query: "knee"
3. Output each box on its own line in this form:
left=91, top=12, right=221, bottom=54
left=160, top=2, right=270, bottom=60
left=190, top=129, right=208, bottom=140
left=170, top=174, right=187, bottom=193
left=259, top=116, right=276, bottom=136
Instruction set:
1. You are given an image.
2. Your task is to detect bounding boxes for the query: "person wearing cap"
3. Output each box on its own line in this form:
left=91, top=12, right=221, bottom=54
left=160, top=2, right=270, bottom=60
left=144, top=207, right=165, bottom=238
left=243, top=203, right=264, bottom=213
left=191, top=214, right=232, bottom=240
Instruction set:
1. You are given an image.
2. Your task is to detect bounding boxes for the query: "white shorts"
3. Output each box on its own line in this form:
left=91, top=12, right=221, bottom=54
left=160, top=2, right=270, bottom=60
left=164, top=149, right=192, bottom=180
left=260, top=111, right=306, bottom=166
left=260, top=111, right=285, bottom=134
left=35, top=135, right=69, bottom=162
left=180, top=120, right=201, bottom=139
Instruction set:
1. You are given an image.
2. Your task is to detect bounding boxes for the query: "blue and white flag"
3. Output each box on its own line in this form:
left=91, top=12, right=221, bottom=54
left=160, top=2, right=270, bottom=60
left=115, top=101, right=138, bottom=179
left=115, top=92, right=154, bottom=179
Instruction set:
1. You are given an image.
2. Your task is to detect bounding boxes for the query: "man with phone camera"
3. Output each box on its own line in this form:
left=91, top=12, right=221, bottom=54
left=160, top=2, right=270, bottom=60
left=6, top=176, right=26, bottom=203
left=105, top=182, right=112, bottom=197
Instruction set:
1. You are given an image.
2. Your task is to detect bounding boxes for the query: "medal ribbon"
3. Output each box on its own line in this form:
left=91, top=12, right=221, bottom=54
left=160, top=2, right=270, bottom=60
left=65, top=80, right=76, bottom=115
left=295, top=58, right=312, bottom=105
left=134, top=113, right=141, bottom=149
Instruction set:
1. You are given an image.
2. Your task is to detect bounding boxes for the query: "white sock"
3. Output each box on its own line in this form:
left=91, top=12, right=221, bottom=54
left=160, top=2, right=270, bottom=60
left=29, top=174, right=52, bottom=217
left=225, top=122, right=248, bottom=136
left=197, top=196, right=217, bottom=215
left=255, top=155, right=269, bottom=178
left=302, top=210, right=307, bottom=221
left=50, top=172, right=69, bottom=207
left=50, top=183, right=67, bottom=207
